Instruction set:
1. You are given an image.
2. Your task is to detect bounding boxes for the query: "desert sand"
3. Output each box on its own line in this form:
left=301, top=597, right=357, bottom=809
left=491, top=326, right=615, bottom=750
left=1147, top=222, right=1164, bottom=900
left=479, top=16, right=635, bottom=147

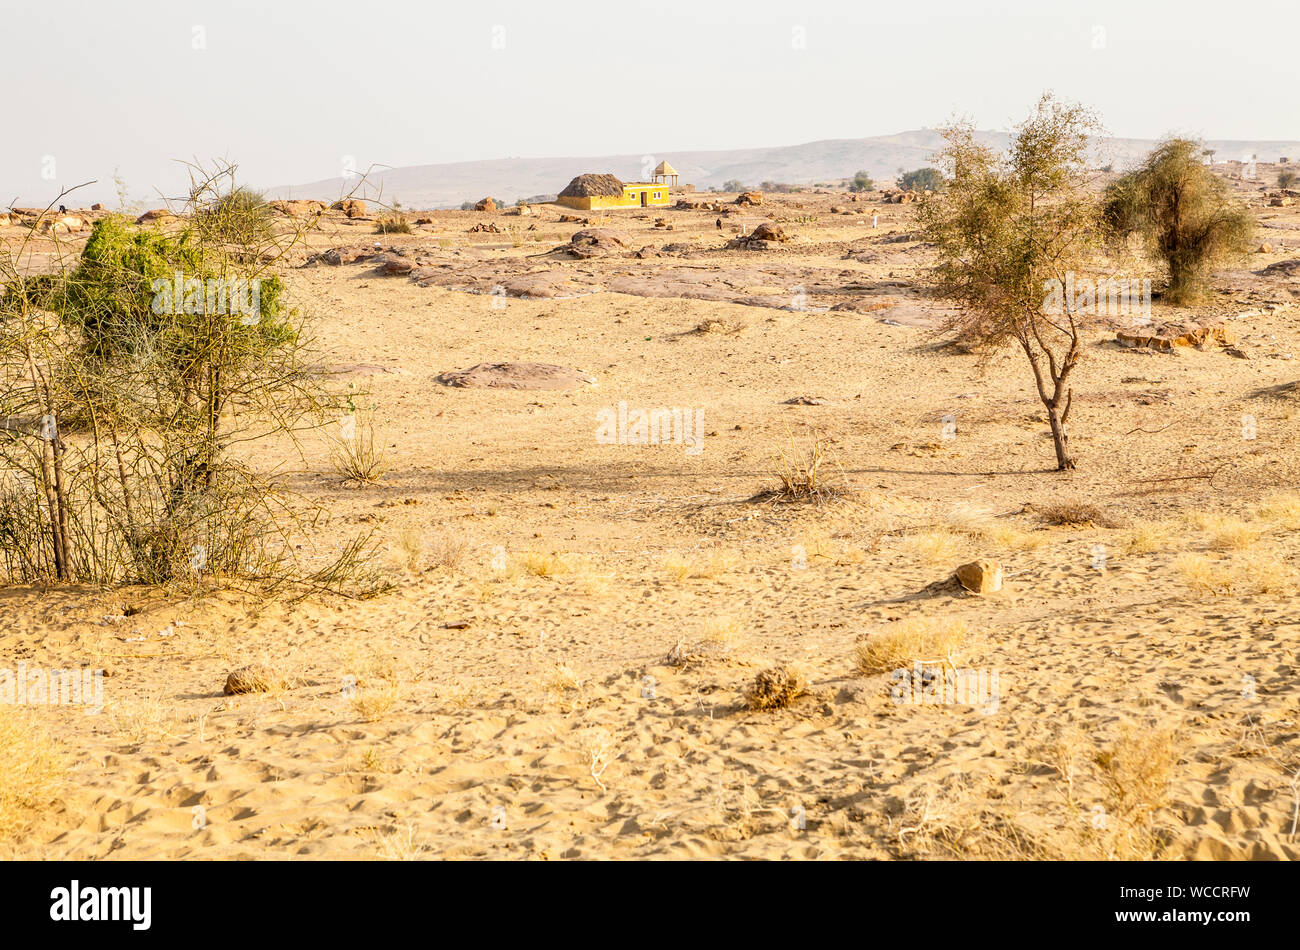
left=3, top=171, right=1300, bottom=860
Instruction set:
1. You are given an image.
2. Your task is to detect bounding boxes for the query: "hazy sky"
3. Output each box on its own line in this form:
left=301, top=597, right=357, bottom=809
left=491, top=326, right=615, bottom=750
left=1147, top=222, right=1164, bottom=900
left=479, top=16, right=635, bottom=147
left=3, top=0, right=1295, bottom=206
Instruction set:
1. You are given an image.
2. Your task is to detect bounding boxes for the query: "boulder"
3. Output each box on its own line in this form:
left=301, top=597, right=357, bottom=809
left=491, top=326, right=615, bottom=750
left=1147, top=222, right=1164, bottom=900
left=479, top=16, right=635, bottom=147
left=330, top=198, right=367, bottom=218
left=564, top=228, right=628, bottom=258
left=269, top=199, right=326, bottom=217
left=36, top=214, right=86, bottom=234
left=136, top=208, right=177, bottom=225
left=750, top=222, right=787, bottom=242
left=1258, top=243, right=1273, bottom=253
left=955, top=559, right=1003, bottom=594
left=375, top=255, right=415, bottom=276
left=735, top=191, right=764, bottom=206
left=90, top=203, right=105, bottom=211
left=1116, top=321, right=1236, bottom=350
left=474, top=197, right=497, bottom=212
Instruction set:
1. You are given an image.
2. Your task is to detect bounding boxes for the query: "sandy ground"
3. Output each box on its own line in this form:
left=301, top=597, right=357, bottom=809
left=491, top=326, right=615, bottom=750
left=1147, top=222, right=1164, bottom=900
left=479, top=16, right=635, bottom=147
left=3, top=173, right=1300, bottom=859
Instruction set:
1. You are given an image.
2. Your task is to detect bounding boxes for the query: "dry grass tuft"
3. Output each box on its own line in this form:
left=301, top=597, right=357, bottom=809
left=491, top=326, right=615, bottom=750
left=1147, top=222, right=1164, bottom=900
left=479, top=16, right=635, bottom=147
left=1092, top=724, right=1181, bottom=858
left=330, top=411, right=388, bottom=485
left=348, top=654, right=404, bottom=722
left=693, top=317, right=747, bottom=335
left=396, top=527, right=423, bottom=573
left=0, top=706, right=65, bottom=838
left=1173, top=552, right=1233, bottom=594
left=899, top=527, right=965, bottom=563
left=744, top=665, right=808, bottom=711
left=1036, top=502, right=1120, bottom=529
left=1126, top=519, right=1181, bottom=554
left=1256, top=493, right=1300, bottom=530
left=855, top=616, right=968, bottom=674
left=1200, top=514, right=1260, bottom=551
left=426, top=531, right=471, bottom=571
left=539, top=663, right=585, bottom=713
left=521, top=551, right=571, bottom=577
left=755, top=432, right=845, bottom=505
left=662, top=550, right=737, bottom=581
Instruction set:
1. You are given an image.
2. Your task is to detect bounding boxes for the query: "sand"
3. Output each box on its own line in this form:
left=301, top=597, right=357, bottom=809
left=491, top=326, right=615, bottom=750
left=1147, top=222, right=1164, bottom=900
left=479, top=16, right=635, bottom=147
left=3, top=174, right=1300, bottom=859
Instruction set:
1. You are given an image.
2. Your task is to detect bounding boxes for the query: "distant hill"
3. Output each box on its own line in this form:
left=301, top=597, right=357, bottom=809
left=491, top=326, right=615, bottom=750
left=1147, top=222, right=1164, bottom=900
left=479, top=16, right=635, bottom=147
left=267, top=131, right=1300, bottom=210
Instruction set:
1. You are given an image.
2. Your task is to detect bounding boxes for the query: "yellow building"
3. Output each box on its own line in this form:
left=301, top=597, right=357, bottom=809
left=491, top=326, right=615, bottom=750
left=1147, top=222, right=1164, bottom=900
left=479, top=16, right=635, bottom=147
left=556, top=173, right=672, bottom=210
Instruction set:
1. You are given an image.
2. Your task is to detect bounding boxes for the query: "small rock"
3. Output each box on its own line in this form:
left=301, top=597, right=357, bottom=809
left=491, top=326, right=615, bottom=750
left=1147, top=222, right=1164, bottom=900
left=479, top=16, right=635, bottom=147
left=954, top=558, right=1003, bottom=594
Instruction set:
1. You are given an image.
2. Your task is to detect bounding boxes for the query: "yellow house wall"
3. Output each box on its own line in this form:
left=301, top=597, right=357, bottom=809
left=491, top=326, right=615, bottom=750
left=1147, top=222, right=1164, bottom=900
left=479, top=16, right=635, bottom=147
left=557, top=184, right=671, bottom=210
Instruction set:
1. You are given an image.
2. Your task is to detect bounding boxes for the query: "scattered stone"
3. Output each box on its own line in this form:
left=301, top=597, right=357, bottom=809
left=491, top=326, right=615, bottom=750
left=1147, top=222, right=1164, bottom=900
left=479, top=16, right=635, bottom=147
left=1260, top=259, right=1300, bottom=278
left=268, top=199, right=327, bottom=217
left=954, top=559, right=1003, bottom=594
left=1258, top=242, right=1273, bottom=253
left=1117, top=322, right=1237, bottom=350
left=330, top=198, right=367, bottom=218
left=563, top=228, right=628, bottom=258
left=375, top=255, right=416, bottom=276
left=307, top=245, right=374, bottom=266
left=782, top=395, right=829, bottom=405
left=136, top=208, right=177, bottom=225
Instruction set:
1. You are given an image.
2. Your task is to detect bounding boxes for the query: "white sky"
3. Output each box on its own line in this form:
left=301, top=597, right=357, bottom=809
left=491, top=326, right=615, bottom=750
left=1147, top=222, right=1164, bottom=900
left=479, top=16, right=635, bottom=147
left=2, top=0, right=1295, bottom=206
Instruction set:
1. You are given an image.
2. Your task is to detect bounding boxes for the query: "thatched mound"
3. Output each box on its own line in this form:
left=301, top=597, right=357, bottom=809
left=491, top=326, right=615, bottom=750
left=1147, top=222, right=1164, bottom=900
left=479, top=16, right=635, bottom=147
left=558, top=174, right=625, bottom=198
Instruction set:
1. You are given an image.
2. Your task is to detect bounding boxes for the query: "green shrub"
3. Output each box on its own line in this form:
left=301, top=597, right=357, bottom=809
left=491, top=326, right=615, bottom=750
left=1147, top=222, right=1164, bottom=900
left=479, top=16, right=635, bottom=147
left=1103, top=138, right=1254, bottom=303
left=899, top=167, right=944, bottom=192
left=850, top=170, right=874, bottom=192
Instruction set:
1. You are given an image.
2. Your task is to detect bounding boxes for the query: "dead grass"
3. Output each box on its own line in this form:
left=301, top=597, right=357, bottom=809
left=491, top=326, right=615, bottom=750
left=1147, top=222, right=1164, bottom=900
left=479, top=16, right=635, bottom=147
left=538, top=663, right=585, bottom=713
left=1092, top=724, right=1181, bottom=859
left=1199, top=514, right=1261, bottom=551
left=899, top=527, right=965, bottom=563
left=693, top=317, right=747, bottom=335
left=330, top=411, right=389, bottom=485
left=744, top=665, right=808, bottom=711
left=754, top=432, right=845, bottom=505
left=0, top=706, right=65, bottom=838
left=855, top=616, right=968, bottom=674
left=1036, top=502, right=1120, bottom=529
left=521, top=551, right=571, bottom=577
left=1125, top=519, right=1181, bottom=554
left=1256, top=492, right=1300, bottom=530
left=348, top=653, right=405, bottom=722
left=426, top=531, right=471, bottom=571
left=1174, top=551, right=1289, bottom=596
left=662, top=550, right=737, bottom=581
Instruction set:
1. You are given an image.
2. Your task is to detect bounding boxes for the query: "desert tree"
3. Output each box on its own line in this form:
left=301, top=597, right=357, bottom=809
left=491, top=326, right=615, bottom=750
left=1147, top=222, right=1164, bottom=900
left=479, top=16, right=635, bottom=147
left=1101, top=138, right=1254, bottom=304
left=0, top=160, right=380, bottom=591
left=899, top=167, right=944, bottom=192
left=918, top=93, right=1105, bottom=471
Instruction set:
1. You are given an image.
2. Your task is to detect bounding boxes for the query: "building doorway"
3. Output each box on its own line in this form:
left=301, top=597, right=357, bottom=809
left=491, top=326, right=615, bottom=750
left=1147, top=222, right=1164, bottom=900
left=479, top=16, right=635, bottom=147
left=640, top=190, right=647, bottom=207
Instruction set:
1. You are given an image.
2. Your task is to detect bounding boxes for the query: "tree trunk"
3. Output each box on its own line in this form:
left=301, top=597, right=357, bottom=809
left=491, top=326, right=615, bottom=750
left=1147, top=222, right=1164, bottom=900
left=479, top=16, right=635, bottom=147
left=1045, top=402, right=1074, bottom=471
